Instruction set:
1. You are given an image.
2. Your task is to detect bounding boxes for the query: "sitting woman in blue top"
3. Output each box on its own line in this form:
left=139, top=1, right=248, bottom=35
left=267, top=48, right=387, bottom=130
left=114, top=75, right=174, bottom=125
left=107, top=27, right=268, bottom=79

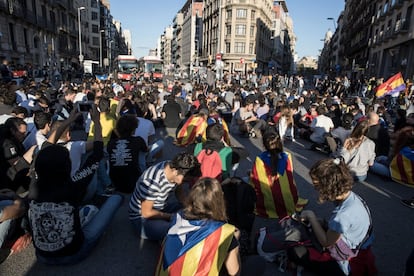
left=288, top=158, right=376, bottom=276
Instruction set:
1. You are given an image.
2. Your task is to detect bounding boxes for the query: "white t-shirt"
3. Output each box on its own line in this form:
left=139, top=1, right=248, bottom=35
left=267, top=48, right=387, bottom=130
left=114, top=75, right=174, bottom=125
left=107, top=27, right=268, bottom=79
left=310, top=115, right=334, bottom=144
left=58, top=140, right=86, bottom=176
left=134, top=117, right=155, bottom=146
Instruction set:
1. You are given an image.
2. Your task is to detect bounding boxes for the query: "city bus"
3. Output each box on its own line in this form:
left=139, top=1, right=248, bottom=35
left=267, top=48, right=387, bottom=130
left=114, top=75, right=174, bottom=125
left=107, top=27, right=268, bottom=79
left=113, top=55, right=139, bottom=81
left=137, top=56, right=163, bottom=82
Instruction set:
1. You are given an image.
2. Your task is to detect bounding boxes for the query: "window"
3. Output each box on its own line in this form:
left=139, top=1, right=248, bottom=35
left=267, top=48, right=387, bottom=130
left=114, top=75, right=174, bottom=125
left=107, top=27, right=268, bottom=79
left=92, top=24, right=99, bottom=33
left=91, top=0, right=98, bottom=8
left=226, top=9, right=232, bottom=19
left=249, top=42, right=254, bottom=54
left=234, top=42, right=245, bottom=53
left=91, top=11, right=98, bottom=20
left=92, top=37, right=99, bottom=46
left=9, top=23, right=16, bottom=50
left=226, top=42, right=231, bottom=53
left=236, top=9, right=247, bottom=18
left=235, top=24, right=246, bottom=35
left=251, top=10, right=256, bottom=21
left=250, top=25, right=255, bottom=36
left=222, top=24, right=229, bottom=35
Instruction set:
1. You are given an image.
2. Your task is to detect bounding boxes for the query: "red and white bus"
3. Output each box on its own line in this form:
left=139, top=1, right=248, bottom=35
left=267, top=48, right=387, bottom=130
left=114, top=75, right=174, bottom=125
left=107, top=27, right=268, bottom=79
left=138, top=56, right=163, bottom=82
left=113, top=55, right=139, bottom=81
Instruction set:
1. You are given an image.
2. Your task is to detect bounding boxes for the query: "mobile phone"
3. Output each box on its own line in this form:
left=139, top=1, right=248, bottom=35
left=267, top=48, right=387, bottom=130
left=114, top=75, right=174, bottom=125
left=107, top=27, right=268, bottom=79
left=77, top=102, right=92, bottom=113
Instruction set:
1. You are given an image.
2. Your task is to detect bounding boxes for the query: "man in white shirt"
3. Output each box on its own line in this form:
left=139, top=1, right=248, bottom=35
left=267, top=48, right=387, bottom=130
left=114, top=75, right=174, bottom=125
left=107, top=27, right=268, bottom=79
left=134, top=102, right=164, bottom=172
left=310, top=105, right=334, bottom=145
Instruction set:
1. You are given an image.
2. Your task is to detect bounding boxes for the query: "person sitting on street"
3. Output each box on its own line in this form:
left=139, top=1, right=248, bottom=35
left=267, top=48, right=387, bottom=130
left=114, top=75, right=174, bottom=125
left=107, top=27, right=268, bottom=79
left=28, top=106, right=122, bottom=265
left=129, top=152, right=201, bottom=241
left=288, top=158, right=376, bottom=276
left=230, top=97, right=267, bottom=138
left=107, top=114, right=147, bottom=193
left=339, top=119, right=375, bottom=182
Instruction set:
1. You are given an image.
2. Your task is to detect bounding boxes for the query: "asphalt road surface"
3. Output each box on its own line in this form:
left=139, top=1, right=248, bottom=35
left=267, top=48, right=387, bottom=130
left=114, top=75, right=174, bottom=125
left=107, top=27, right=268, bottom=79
left=2, top=127, right=413, bottom=275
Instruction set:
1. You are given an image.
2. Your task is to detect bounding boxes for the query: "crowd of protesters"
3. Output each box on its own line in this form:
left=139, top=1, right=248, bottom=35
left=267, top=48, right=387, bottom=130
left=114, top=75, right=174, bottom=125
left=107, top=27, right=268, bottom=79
left=1, top=57, right=414, bottom=274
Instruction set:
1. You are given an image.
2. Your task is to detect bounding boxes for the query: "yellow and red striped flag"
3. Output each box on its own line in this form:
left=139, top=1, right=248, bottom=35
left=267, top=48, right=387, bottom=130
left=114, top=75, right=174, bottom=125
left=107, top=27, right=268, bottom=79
left=156, top=213, right=235, bottom=276
left=175, top=115, right=208, bottom=147
left=250, top=152, right=307, bottom=218
left=390, top=147, right=414, bottom=187
left=376, top=72, right=406, bottom=98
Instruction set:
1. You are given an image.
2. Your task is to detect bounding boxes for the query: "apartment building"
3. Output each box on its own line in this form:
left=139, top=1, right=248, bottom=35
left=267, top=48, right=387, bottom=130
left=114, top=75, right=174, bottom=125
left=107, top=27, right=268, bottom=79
left=0, top=0, right=128, bottom=75
left=369, top=0, right=414, bottom=79
left=201, top=0, right=274, bottom=74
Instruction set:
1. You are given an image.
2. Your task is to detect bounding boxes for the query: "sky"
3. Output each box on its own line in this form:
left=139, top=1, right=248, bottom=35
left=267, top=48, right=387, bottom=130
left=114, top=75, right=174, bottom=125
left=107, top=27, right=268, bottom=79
left=110, top=0, right=345, bottom=59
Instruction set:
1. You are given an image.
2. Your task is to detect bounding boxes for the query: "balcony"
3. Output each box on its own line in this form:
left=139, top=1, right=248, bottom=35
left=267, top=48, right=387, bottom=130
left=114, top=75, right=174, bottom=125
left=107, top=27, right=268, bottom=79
left=24, top=12, right=37, bottom=25
left=37, top=16, right=47, bottom=28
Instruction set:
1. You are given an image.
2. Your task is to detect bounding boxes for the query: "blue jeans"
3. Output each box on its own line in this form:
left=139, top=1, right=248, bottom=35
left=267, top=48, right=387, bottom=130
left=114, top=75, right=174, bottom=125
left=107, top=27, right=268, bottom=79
left=130, top=201, right=181, bottom=241
left=0, top=200, right=14, bottom=247
left=355, top=174, right=367, bottom=182
left=138, top=139, right=165, bottom=172
left=37, top=194, right=122, bottom=265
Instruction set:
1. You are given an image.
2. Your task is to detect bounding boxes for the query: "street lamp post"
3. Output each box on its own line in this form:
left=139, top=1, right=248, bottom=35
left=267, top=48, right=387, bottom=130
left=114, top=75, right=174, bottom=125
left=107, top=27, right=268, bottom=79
left=327, top=17, right=337, bottom=30
left=78, top=7, right=86, bottom=64
left=109, top=40, right=114, bottom=74
left=99, top=29, right=105, bottom=68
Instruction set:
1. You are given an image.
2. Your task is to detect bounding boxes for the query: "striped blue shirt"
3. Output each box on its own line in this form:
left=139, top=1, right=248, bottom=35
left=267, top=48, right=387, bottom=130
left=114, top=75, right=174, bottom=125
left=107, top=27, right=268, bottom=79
left=129, top=161, right=176, bottom=220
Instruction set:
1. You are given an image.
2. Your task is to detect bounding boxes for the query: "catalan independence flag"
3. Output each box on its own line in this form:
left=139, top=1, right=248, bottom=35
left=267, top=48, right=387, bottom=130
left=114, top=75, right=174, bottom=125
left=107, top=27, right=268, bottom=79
left=390, top=146, right=414, bottom=187
left=375, top=72, right=406, bottom=98
left=175, top=115, right=208, bottom=147
left=250, top=152, right=308, bottom=218
left=156, top=212, right=235, bottom=276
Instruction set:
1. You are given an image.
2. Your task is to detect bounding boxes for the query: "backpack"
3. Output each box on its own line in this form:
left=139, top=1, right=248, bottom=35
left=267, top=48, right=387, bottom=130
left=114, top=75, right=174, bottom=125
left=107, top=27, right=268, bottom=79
left=222, top=177, right=257, bottom=256
left=194, top=143, right=232, bottom=180
left=221, top=177, right=256, bottom=233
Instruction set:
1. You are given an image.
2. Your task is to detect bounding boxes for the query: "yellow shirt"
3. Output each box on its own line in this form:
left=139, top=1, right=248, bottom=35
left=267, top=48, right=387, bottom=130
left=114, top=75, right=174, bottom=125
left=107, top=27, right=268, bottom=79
left=88, top=113, right=116, bottom=146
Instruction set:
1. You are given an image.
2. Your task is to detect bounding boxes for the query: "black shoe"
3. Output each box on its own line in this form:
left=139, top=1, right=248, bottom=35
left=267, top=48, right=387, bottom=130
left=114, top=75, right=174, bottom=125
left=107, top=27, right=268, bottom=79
left=401, top=199, right=414, bottom=209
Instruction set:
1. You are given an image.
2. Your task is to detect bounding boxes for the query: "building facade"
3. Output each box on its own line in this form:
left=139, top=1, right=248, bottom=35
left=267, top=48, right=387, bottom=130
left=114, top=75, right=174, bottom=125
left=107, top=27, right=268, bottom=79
left=369, top=0, right=414, bottom=79
left=0, top=0, right=129, bottom=76
left=201, top=0, right=274, bottom=75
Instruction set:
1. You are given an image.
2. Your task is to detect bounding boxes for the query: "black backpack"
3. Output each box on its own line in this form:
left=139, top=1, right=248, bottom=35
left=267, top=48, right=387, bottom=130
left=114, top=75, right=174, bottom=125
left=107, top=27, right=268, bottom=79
left=221, top=177, right=256, bottom=233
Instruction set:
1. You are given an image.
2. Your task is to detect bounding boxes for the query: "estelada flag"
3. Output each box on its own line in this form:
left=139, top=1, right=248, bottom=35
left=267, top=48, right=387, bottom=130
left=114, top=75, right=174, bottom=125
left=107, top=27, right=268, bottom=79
left=390, top=146, right=414, bottom=187
left=175, top=114, right=208, bottom=147
left=375, top=72, right=406, bottom=98
left=155, top=212, right=235, bottom=276
left=250, top=151, right=308, bottom=218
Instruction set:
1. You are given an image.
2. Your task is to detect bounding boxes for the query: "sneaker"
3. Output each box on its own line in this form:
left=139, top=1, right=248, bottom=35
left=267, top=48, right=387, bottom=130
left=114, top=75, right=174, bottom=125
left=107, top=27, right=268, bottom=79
left=401, top=199, right=414, bottom=209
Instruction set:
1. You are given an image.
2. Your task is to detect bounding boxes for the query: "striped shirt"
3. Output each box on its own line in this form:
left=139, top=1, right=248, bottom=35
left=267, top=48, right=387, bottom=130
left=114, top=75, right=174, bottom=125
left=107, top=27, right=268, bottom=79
left=129, top=161, right=176, bottom=220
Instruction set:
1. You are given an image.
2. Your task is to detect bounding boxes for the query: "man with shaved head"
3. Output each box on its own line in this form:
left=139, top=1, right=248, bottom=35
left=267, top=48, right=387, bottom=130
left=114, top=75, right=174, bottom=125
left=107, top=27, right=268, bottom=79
left=366, top=112, right=390, bottom=159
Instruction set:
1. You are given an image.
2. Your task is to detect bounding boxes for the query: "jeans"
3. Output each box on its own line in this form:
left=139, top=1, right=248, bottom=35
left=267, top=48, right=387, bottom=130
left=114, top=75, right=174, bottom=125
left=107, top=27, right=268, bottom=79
left=0, top=200, right=14, bottom=247
left=37, top=194, right=122, bottom=265
left=130, top=201, right=181, bottom=241
left=370, top=162, right=391, bottom=178
left=355, top=174, right=367, bottom=182
left=138, top=139, right=165, bottom=172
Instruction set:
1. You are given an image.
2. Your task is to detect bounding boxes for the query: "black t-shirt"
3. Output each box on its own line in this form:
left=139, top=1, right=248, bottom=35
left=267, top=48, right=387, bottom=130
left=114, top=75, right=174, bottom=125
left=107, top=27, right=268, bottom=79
left=107, top=136, right=147, bottom=193
left=162, top=101, right=182, bottom=128
left=28, top=141, right=103, bottom=258
left=0, top=137, right=29, bottom=190
left=366, top=124, right=390, bottom=157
